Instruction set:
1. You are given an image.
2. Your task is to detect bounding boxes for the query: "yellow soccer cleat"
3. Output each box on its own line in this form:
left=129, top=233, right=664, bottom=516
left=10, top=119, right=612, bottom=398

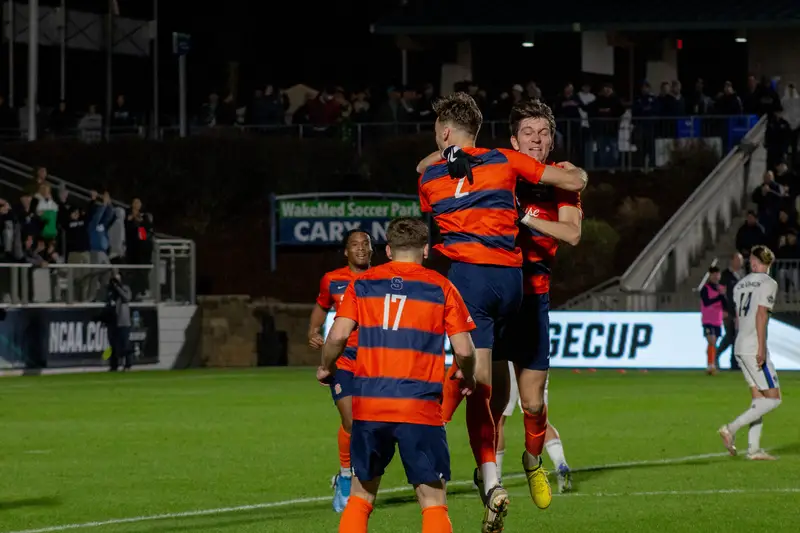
left=523, top=453, right=552, bottom=509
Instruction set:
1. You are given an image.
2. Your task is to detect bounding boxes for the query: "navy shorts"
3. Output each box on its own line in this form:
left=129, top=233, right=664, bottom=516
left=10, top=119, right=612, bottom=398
left=702, top=324, right=722, bottom=338
left=497, top=292, right=551, bottom=371
left=330, top=368, right=354, bottom=403
left=350, top=420, right=451, bottom=485
left=447, top=261, right=523, bottom=352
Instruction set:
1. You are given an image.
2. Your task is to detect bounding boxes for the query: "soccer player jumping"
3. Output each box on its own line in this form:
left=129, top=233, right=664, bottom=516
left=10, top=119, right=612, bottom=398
left=719, top=245, right=782, bottom=460
left=417, top=93, right=586, bottom=532
left=495, top=99, right=583, bottom=497
left=307, top=229, right=373, bottom=512
left=318, top=217, right=478, bottom=533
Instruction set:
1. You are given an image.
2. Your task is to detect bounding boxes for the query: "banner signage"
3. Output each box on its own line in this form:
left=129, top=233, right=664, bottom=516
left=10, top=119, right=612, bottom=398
left=0, top=305, right=159, bottom=369
left=324, top=311, right=800, bottom=371
left=276, top=198, right=422, bottom=245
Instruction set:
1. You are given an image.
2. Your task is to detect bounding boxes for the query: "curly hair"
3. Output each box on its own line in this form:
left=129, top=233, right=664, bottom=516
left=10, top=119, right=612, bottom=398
left=432, top=92, right=483, bottom=137
left=509, top=99, right=556, bottom=138
left=387, top=217, right=429, bottom=251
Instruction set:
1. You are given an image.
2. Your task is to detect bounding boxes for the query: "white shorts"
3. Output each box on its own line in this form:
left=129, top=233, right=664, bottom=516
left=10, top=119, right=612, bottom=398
left=735, top=353, right=780, bottom=390
left=503, top=361, right=549, bottom=417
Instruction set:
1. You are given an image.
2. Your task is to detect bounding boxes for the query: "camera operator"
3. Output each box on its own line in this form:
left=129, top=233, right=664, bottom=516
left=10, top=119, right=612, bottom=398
left=106, top=271, right=133, bottom=371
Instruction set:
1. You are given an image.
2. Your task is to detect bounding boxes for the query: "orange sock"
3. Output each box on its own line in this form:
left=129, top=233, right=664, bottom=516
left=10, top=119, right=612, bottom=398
left=523, top=404, right=548, bottom=457
left=338, top=425, right=351, bottom=470
left=466, top=383, right=496, bottom=466
left=422, top=505, right=453, bottom=533
left=706, top=345, right=716, bottom=367
left=442, top=364, right=466, bottom=424
left=339, top=495, right=372, bottom=533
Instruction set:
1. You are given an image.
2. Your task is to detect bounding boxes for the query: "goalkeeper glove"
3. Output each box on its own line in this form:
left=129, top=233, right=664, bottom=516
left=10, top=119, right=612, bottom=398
left=442, top=146, right=483, bottom=184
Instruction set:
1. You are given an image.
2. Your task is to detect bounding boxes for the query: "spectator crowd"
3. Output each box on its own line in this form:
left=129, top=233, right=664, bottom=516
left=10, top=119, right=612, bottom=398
left=0, top=167, right=155, bottom=303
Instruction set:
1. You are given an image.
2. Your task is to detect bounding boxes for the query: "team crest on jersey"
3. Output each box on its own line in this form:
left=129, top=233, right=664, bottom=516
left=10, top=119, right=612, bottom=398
left=390, top=277, right=404, bottom=291
left=334, top=383, right=342, bottom=395
left=768, top=295, right=774, bottom=303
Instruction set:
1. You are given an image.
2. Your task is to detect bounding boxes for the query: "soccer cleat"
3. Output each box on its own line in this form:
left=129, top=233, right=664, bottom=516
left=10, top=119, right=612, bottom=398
left=747, top=449, right=776, bottom=461
left=556, top=464, right=572, bottom=493
left=481, top=485, right=509, bottom=533
left=473, top=468, right=488, bottom=506
left=331, top=473, right=351, bottom=513
left=522, top=453, right=552, bottom=509
left=718, top=425, right=737, bottom=456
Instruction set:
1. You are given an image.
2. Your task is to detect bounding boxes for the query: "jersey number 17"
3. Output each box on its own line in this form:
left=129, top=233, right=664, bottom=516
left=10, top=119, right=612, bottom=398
left=737, top=292, right=752, bottom=317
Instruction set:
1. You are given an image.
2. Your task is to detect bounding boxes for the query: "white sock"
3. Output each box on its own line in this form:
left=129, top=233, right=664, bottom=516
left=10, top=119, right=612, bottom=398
left=728, top=398, right=782, bottom=433
left=340, top=467, right=351, bottom=477
left=545, top=438, right=568, bottom=469
left=480, top=462, right=500, bottom=493
left=496, top=450, right=505, bottom=480
left=747, top=418, right=763, bottom=454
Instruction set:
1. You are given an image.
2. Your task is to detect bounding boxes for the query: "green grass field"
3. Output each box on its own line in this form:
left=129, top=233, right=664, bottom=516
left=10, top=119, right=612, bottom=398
left=1, top=368, right=798, bottom=533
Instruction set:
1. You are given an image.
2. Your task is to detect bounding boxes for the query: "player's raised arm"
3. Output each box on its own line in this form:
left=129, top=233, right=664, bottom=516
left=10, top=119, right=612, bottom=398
left=540, top=161, right=588, bottom=192
left=520, top=191, right=583, bottom=246
left=416, top=150, right=442, bottom=174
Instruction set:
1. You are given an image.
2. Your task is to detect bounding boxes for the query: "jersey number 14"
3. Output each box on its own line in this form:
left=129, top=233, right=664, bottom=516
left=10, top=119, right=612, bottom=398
left=738, top=291, right=752, bottom=317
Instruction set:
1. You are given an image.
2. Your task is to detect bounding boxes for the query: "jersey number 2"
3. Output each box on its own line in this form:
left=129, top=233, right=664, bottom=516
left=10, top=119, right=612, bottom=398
left=454, top=177, right=469, bottom=198
left=738, top=291, right=752, bottom=317
left=382, top=294, right=407, bottom=330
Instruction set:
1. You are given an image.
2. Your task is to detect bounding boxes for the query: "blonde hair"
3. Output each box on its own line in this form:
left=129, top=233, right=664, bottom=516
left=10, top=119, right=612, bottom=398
left=751, top=245, right=775, bottom=267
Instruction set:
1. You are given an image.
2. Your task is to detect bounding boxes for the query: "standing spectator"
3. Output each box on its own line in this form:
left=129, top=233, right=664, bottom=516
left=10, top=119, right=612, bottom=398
left=660, top=81, right=686, bottom=116
left=735, top=211, right=768, bottom=262
left=352, top=89, right=372, bottom=122
left=105, top=272, right=133, bottom=371
left=200, top=92, right=219, bottom=126
left=587, top=83, right=625, bottom=169
left=261, top=85, right=289, bottom=125
left=781, top=83, right=800, bottom=164
left=16, top=194, right=41, bottom=243
left=48, top=101, right=73, bottom=136
left=33, top=183, right=59, bottom=241
left=108, top=206, right=127, bottom=265
left=632, top=81, right=659, bottom=168
left=62, top=203, right=91, bottom=301
left=765, top=112, right=793, bottom=170
left=125, top=198, right=154, bottom=299
left=111, top=94, right=135, bottom=130
left=78, top=104, right=103, bottom=143
left=0, top=198, right=13, bottom=260
left=751, top=170, right=786, bottom=234
left=715, top=82, right=744, bottom=115
left=717, top=253, right=743, bottom=370
left=776, top=229, right=800, bottom=296
left=416, top=84, right=435, bottom=122
left=308, top=88, right=340, bottom=126
left=25, top=166, right=48, bottom=196
left=687, top=78, right=713, bottom=115
left=87, top=190, right=115, bottom=301
left=552, top=83, right=584, bottom=158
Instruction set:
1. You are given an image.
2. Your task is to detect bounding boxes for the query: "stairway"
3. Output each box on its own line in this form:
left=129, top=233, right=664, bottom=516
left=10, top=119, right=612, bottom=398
left=674, top=214, right=747, bottom=294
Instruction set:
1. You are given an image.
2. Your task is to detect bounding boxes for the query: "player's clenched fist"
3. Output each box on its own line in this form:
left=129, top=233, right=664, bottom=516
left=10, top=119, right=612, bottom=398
left=450, top=366, right=476, bottom=396
left=316, top=365, right=333, bottom=385
left=308, top=332, right=325, bottom=350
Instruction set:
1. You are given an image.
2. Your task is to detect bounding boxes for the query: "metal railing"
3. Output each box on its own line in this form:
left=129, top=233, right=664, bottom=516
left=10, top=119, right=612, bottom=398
left=153, top=114, right=758, bottom=169
left=620, top=116, right=767, bottom=293
left=0, top=126, right=146, bottom=143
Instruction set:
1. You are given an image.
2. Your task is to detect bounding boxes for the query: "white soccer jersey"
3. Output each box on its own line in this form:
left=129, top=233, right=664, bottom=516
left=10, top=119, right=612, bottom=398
left=733, top=272, right=778, bottom=355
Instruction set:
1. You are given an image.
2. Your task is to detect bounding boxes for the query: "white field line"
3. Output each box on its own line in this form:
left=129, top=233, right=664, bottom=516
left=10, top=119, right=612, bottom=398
left=4, top=451, right=743, bottom=533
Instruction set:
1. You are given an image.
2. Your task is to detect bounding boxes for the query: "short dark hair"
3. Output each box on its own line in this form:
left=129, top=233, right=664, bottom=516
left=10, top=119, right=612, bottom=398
left=386, top=217, right=428, bottom=251
left=751, top=245, right=775, bottom=267
left=509, top=99, right=556, bottom=138
left=708, top=266, right=720, bottom=274
left=432, top=92, right=483, bottom=137
left=342, top=229, right=370, bottom=249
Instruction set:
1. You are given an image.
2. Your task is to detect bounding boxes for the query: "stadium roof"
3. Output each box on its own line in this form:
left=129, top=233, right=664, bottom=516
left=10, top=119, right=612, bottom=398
left=372, top=0, right=800, bottom=34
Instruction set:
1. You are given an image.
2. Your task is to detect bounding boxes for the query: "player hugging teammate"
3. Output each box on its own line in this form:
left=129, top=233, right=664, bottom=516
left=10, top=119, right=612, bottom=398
left=417, top=94, right=586, bottom=532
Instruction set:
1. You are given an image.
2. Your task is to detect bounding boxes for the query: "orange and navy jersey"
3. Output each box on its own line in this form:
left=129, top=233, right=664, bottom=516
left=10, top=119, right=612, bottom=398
left=517, top=180, right=582, bottom=295
left=316, top=266, right=362, bottom=372
left=336, top=261, right=475, bottom=426
left=419, top=147, right=546, bottom=267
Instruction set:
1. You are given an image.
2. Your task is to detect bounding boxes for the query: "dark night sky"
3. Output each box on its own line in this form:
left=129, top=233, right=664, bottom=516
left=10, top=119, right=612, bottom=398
left=3, top=1, right=751, bottom=118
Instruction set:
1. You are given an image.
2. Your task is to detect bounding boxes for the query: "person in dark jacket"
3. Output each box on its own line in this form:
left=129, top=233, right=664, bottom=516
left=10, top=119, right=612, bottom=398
left=87, top=190, right=116, bottom=301
left=106, top=272, right=133, bottom=371
left=632, top=81, right=659, bottom=167
left=716, top=253, right=743, bottom=370
left=736, top=211, right=768, bottom=264
left=587, top=83, right=625, bottom=169
left=125, top=198, right=154, bottom=299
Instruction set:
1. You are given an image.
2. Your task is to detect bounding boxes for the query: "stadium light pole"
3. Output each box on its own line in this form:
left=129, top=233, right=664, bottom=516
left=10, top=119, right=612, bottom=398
left=152, top=0, right=159, bottom=137
left=58, top=0, right=66, bottom=101
left=6, top=0, right=14, bottom=108
left=27, top=0, right=38, bottom=141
